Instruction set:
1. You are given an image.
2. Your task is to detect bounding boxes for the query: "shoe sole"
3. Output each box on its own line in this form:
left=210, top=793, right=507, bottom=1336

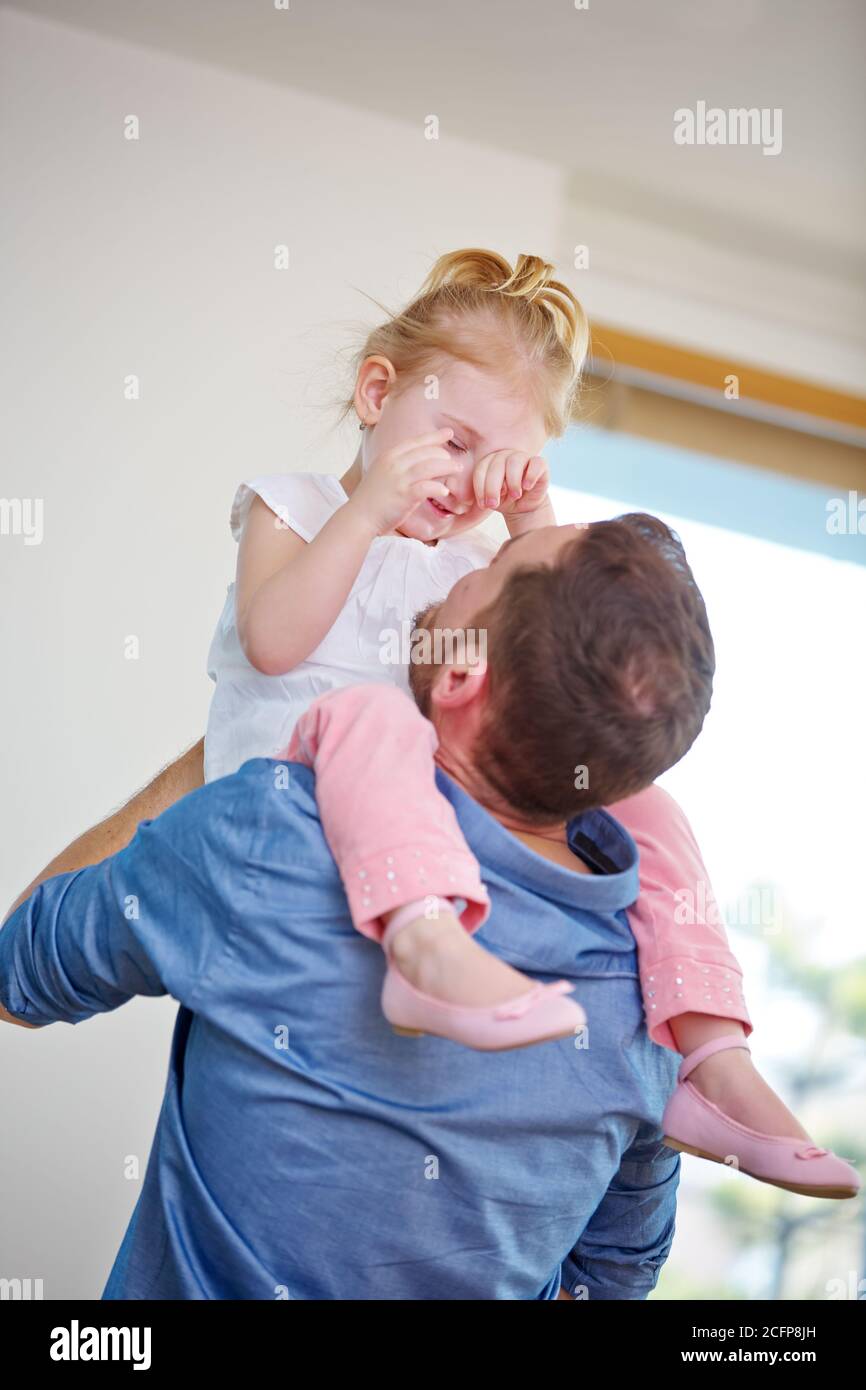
left=392, top=1024, right=577, bottom=1051
left=663, top=1135, right=859, bottom=1200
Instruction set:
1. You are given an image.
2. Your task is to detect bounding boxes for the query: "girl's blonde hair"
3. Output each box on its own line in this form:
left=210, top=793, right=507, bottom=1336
left=342, top=248, right=590, bottom=438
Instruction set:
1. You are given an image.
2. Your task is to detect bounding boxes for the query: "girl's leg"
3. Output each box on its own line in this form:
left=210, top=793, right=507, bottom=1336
left=609, top=785, right=812, bottom=1142
left=669, top=1013, right=810, bottom=1141
left=384, top=906, right=543, bottom=1006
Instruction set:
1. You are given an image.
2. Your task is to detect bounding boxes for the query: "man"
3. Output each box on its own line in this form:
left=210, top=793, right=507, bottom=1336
left=0, top=516, right=715, bottom=1300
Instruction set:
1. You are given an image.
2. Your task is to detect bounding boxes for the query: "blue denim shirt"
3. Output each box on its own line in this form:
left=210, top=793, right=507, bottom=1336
left=0, top=760, right=679, bottom=1300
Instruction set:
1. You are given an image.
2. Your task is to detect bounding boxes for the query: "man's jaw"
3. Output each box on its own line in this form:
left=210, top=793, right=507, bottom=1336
left=432, top=716, right=568, bottom=841
left=429, top=709, right=493, bottom=806
left=408, top=628, right=570, bottom=839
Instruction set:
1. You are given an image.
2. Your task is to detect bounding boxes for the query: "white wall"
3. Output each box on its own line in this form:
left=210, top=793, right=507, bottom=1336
left=1, top=8, right=863, bottom=1298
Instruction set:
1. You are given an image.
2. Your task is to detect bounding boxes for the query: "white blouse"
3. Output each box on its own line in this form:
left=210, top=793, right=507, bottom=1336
left=204, top=472, right=501, bottom=783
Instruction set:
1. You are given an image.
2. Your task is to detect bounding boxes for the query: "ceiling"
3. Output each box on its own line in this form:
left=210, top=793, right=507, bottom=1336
left=6, top=0, right=865, bottom=278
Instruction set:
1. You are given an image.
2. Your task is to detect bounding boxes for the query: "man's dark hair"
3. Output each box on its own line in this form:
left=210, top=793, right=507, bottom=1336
left=474, top=513, right=715, bottom=821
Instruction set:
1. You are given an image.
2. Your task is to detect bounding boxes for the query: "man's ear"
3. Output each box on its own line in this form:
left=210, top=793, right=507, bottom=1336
left=430, top=660, right=489, bottom=712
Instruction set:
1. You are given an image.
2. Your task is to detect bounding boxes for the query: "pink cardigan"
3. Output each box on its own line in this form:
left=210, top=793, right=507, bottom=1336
left=287, top=684, right=751, bottom=1051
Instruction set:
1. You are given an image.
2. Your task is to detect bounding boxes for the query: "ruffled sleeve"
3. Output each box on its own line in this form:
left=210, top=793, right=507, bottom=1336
left=229, top=473, right=345, bottom=543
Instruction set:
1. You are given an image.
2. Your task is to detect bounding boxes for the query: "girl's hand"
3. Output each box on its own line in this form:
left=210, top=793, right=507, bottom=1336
left=351, top=428, right=456, bottom=535
left=472, top=450, right=550, bottom=518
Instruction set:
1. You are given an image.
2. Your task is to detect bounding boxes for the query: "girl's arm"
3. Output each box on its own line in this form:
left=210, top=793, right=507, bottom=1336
left=236, top=494, right=380, bottom=674
left=286, top=685, right=489, bottom=941
left=236, top=429, right=457, bottom=675
left=504, top=497, right=556, bottom=537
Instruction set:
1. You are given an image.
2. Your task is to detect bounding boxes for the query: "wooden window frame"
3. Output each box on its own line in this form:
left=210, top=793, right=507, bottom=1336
left=584, top=324, right=866, bottom=492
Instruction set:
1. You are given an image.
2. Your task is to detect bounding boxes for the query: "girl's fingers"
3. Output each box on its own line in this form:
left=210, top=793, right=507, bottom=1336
left=482, top=455, right=507, bottom=509
left=400, top=444, right=453, bottom=467
left=406, top=451, right=457, bottom=480
left=523, top=456, right=547, bottom=490
left=393, top=428, right=454, bottom=457
left=504, top=453, right=527, bottom=499
left=472, top=449, right=512, bottom=507
left=411, top=480, right=450, bottom=500
left=474, top=450, right=534, bottom=508
left=471, top=455, right=490, bottom=509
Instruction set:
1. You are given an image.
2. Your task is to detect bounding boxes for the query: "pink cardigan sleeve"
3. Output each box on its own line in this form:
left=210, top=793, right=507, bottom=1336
left=608, top=784, right=752, bottom=1051
left=285, top=685, right=490, bottom=942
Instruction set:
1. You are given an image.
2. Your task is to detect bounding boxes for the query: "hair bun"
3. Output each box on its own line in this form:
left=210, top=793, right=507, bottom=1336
left=498, top=253, right=557, bottom=301
left=421, top=247, right=514, bottom=294
left=421, top=248, right=554, bottom=299
left=419, top=248, right=587, bottom=365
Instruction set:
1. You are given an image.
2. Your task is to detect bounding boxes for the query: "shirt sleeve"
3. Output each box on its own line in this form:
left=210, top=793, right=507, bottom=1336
left=286, top=684, right=490, bottom=942
left=0, top=777, right=247, bottom=1027
left=229, top=473, right=339, bottom=543
left=559, top=1131, right=680, bottom=1300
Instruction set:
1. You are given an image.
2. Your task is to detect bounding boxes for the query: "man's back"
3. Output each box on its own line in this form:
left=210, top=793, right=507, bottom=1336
left=1, top=760, right=680, bottom=1300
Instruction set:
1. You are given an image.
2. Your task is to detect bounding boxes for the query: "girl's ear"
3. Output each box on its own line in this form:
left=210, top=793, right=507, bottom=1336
left=354, top=355, right=397, bottom=424
left=430, top=660, right=489, bottom=711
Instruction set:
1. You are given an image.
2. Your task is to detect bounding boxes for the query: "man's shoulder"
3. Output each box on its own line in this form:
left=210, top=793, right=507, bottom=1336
left=147, top=758, right=324, bottom=853
left=208, top=756, right=322, bottom=822
left=147, top=759, right=340, bottom=925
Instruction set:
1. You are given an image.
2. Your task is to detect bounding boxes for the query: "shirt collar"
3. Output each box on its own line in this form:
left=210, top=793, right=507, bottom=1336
left=434, top=768, right=640, bottom=917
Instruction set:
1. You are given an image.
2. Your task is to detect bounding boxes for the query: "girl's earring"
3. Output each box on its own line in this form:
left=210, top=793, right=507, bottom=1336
left=359, top=419, right=367, bottom=431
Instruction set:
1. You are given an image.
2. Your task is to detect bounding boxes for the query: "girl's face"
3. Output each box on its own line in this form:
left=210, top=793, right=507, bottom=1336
left=360, top=357, right=549, bottom=544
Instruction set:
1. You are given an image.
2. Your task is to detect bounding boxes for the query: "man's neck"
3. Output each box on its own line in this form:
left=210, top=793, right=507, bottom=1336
left=433, top=746, right=593, bottom=875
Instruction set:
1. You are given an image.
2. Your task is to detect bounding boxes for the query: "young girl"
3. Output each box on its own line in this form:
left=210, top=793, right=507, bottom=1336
left=205, top=247, right=859, bottom=1200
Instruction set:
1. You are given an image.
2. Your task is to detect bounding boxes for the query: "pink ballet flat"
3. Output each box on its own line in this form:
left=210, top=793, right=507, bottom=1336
left=380, top=909, right=586, bottom=1052
left=662, top=1036, right=861, bottom=1200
